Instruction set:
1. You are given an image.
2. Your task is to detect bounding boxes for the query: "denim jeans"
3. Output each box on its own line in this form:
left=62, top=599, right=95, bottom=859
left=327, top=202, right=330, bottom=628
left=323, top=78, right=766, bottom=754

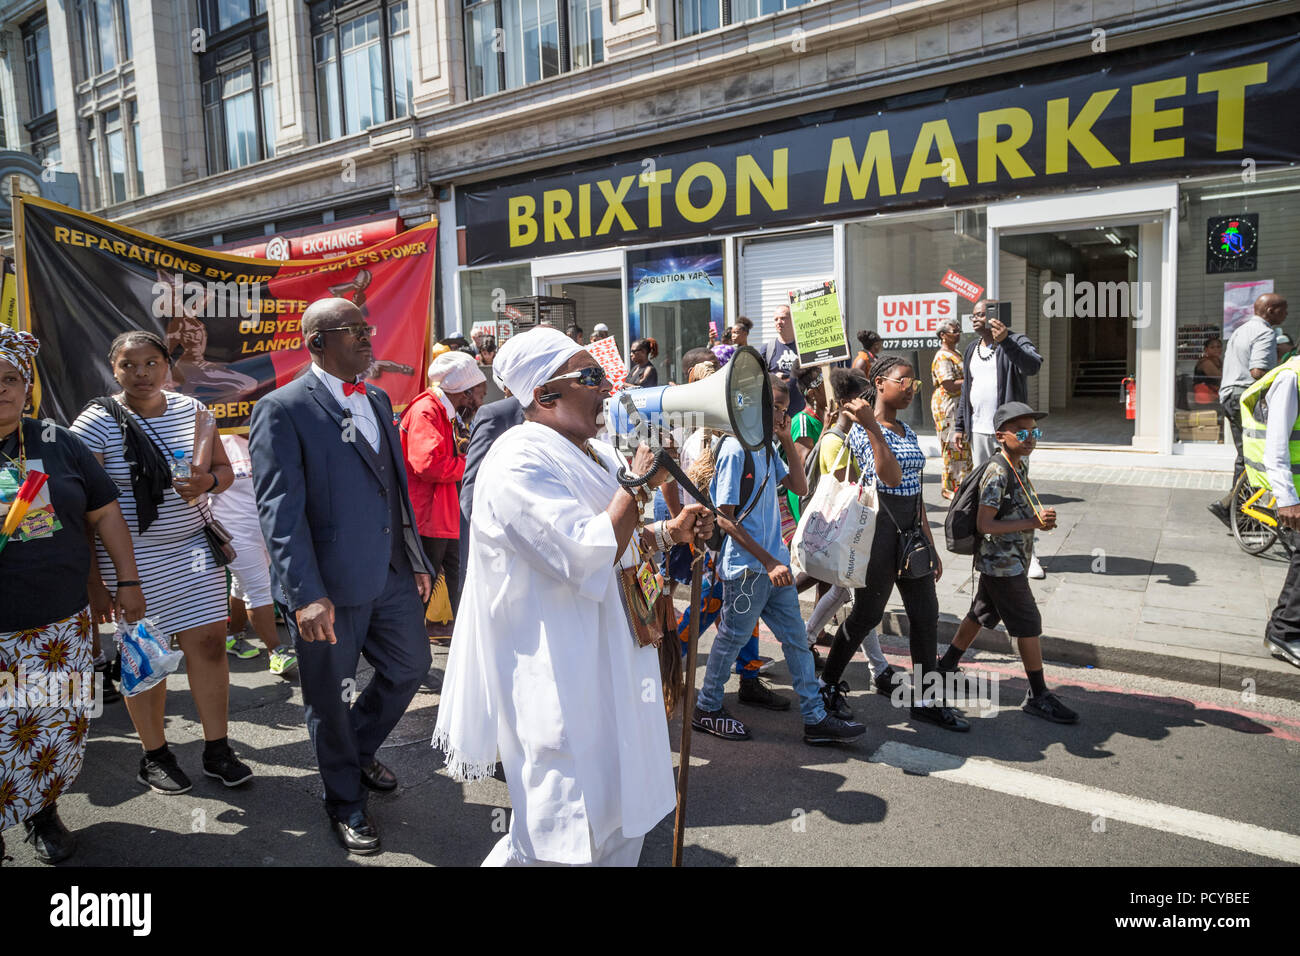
left=696, top=569, right=826, bottom=723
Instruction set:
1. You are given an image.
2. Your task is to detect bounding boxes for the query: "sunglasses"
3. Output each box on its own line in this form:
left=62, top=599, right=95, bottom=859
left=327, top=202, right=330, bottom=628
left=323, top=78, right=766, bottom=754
left=544, top=365, right=608, bottom=389
left=1012, top=427, right=1044, bottom=441
left=319, top=324, right=376, bottom=339
left=884, top=376, right=921, bottom=390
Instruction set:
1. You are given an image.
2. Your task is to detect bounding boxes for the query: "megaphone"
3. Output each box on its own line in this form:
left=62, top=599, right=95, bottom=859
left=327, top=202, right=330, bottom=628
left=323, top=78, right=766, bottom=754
left=604, top=345, right=773, bottom=450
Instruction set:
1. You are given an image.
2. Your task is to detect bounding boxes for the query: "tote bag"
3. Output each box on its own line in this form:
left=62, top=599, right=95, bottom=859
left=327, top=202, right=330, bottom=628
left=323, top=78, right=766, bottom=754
left=791, top=444, right=878, bottom=588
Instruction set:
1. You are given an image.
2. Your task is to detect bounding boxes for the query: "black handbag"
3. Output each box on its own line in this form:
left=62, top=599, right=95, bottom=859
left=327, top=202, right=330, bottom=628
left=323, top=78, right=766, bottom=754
left=879, top=493, right=935, bottom=580
left=198, top=499, right=237, bottom=568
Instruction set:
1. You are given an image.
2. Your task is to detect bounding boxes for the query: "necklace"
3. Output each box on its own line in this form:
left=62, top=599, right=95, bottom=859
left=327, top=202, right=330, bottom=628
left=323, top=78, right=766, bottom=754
left=0, top=423, right=25, bottom=478
left=975, top=338, right=997, bottom=361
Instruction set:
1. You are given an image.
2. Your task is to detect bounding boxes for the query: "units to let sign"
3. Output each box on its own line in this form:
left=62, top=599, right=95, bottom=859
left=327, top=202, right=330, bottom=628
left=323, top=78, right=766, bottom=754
left=877, top=292, right=958, bottom=338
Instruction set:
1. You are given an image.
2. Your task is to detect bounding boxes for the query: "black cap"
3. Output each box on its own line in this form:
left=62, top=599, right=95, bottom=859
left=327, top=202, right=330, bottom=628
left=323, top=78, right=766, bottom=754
left=993, top=401, right=1047, bottom=432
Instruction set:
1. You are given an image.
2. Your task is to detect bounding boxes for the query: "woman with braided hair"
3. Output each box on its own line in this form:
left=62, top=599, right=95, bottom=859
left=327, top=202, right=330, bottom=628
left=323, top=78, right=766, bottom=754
left=818, top=355, right=970, bottom=732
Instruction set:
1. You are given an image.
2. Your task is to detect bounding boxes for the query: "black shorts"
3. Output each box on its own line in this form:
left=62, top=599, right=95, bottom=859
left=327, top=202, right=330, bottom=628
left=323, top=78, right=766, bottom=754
left=967, top=572, right=1041, bottom=639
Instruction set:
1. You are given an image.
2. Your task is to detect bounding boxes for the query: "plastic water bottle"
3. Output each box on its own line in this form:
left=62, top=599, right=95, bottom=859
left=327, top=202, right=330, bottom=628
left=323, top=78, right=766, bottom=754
left=171, top=449, right=191, bottom=479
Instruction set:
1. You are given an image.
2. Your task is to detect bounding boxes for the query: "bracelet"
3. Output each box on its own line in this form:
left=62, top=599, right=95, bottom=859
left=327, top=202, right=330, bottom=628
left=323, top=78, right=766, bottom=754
left=654, top=521, right=671, bottom=552
left=117, top=581, right=141, bottom=588
left=208, top=473, right=219, bottom=493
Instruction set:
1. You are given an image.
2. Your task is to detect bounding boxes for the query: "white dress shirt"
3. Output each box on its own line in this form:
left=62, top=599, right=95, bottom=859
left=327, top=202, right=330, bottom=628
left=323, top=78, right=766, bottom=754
left=311, top=363, right=380, bottom=451
left=1263, top=369, right=1299, bottom=509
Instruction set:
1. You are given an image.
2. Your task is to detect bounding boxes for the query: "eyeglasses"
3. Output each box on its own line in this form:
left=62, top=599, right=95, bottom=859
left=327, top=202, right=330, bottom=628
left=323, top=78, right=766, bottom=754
left=544, top=366, right=607, bottom=389
left=884, top=376, right=921, bottom=390
left=320, top=324, right=376, bottom=339
left=1012, top=428, right=1044, bottom=441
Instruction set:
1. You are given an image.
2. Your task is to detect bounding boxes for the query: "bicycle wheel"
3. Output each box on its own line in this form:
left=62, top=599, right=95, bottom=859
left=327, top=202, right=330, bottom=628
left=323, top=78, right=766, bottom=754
left=1231, top=473, right=1279, bottom=555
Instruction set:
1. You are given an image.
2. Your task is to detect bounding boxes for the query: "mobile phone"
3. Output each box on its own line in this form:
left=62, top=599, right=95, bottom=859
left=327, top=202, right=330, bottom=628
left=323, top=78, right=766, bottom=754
left=992, top=301, right=1012, bottom=327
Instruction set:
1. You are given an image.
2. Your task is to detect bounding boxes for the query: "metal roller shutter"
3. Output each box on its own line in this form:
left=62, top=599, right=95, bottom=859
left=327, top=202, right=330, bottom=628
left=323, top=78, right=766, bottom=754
left=738, top=231, right=835, bottom=346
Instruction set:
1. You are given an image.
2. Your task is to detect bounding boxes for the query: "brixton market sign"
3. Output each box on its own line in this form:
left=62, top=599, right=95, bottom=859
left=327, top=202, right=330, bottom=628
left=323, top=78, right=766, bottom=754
left=460, top=20, right=1299, bottom=266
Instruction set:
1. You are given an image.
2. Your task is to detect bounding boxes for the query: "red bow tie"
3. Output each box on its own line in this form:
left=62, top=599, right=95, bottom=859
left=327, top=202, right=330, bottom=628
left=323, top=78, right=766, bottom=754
left=343, top=381, right=367, bottom=396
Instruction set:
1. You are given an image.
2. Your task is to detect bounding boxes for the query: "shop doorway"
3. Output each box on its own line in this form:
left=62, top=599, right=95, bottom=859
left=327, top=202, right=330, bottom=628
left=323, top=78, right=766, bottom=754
left=538, top=274, right=624, bottom=352
left=998, top=224, right=1143, bottom=445
left=641, top=299, right=711, bottom=384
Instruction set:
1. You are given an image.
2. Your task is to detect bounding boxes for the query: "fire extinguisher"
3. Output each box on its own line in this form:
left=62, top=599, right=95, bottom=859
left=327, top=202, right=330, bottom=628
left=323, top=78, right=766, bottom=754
left=1121, top=376, right=1136, bottom=420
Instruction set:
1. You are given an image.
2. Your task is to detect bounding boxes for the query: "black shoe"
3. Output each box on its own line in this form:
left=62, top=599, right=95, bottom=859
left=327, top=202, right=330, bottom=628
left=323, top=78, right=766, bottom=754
left=329, top=810, right=381, bottom=855
left=692, top=706, right=751, bottom=741
left=1265, top=634, right=1300, bottom=668
left=202, top=742, right=254, bottom=787
left=93, top=659, right=121, bottom=705
left=803, top=713, right=866, bottom=746
left=138, top=749, right=192, bottom=794
left=874, top=665, right=905, bottom=696
left=814, top=630, right=835, bottom=648
left=910, top=704, right=971, bottom=732
left=1022, top=691, right=1079, bottom=724
left=819, top=680, right=854, bottom=720
left=1207, top=501, right=1231, bottom=527
left=811, top=646, right=824, bottom=673
left=23, top=804, right=76, bottom=864
left=738, top=677, right=791, bottom=711
left=362, top=759, right=399, bottom=792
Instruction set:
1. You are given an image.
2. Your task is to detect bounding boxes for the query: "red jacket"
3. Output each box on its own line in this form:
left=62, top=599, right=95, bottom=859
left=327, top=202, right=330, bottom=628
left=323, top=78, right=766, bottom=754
left=400, top=390, right=465, bottom=539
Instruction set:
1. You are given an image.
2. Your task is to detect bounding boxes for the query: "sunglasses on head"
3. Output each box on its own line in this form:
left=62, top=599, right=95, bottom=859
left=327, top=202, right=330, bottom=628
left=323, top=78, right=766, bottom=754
left=1011, top=427, right=1043, bottom=441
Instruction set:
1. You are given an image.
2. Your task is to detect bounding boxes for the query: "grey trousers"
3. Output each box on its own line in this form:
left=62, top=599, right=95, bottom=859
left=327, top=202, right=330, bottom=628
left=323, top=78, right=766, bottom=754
left=971, top=432, right=1000, bottom=468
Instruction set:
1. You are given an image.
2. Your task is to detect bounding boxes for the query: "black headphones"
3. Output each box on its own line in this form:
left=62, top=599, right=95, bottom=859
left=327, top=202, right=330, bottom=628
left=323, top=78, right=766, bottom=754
left=536, top=390, right=561, bottom=405
left=308, top=331, right=324, bottom=351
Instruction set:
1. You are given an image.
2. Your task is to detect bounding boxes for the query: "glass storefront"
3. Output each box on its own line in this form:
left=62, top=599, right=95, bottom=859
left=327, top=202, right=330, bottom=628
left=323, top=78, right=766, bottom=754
left=1175, top=168, right=1300, bottom=445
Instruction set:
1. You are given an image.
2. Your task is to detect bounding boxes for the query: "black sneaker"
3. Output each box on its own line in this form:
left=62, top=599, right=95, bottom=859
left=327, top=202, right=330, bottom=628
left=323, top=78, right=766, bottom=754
left=1265, top=634, right=1300, bottom=668
left=138, top=750, right=193, bottom=794
left=1022, top=691, right=1079, bottom=724
left=202, top=742, right=254, bottom=787
left=738, top=677, right=791, bottom=711
left=910, top=704, right=971, bottom=732
left=692, top=706, right=751, bottom=741
left=874, top=665, right=905, bottom=696
left=1207, top=501, right=1231, bottom=527
left=23, top=804, right=76, bottom=864
left=811, top=646, right=824, bottom=673
left=803, top=714, right=866, bottom=746
left=819, top=680, right=854, bottom=719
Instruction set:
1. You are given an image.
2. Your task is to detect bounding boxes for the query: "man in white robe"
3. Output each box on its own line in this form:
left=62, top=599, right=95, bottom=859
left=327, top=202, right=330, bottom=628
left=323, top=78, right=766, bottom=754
left=434, top=326, right=713, bottom=866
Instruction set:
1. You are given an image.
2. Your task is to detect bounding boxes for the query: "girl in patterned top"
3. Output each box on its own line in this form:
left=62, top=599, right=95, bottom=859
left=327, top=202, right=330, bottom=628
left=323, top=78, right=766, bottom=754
left=819, top=356, right=970, bottom=732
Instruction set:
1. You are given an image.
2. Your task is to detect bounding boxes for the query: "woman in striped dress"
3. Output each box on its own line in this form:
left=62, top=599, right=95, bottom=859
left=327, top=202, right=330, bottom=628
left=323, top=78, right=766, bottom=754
left=71, top=332, right=253, bottom=794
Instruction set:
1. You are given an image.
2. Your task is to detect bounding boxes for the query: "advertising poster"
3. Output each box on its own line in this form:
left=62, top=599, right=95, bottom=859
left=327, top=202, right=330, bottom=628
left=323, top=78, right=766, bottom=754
left=877, top=291, right=959, bottom=351
left=1223, top=279, right=1274, bottom=338
left=789, top=281, right=850, bottom=367
left=18, top=196, right=437, bottom=431
left=627, top=241, right=723, bottom=382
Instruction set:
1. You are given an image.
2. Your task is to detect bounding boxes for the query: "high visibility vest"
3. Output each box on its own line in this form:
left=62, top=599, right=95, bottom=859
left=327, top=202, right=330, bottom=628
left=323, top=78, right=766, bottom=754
left=1241, top=355, right=1300, bottom=496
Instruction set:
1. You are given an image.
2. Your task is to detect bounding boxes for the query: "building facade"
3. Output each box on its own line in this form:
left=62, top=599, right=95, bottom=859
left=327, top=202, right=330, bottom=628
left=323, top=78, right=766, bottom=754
left=2, top=0, right=1297, bottom=463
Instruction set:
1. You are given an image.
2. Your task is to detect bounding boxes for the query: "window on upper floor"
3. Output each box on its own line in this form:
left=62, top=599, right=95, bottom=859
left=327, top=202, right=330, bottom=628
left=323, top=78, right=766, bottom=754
left=85, top=101, right=146, bottom=206
left=77, top=0, right=134, bottom=77
left=677, top=0, right=810, bottom=39
left=23, top=18, right=56, bottom=118
left=464, top=0, right=604, bottom=99
left=311, top=0, right=413, bottom=142
left=197, top=2, right=274, bottom=173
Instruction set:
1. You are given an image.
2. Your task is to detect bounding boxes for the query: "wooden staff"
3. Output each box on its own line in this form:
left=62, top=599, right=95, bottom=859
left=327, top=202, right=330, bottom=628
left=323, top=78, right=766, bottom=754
left=672, top=541, right=705, bottom=867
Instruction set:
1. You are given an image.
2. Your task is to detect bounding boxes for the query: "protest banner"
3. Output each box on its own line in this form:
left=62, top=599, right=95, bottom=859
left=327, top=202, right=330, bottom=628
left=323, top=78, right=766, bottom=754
left=587, top=334, right=628, bottom=391
left=789, top=281, right=850, bottom=367
left=16, top=196, right=436, bottom=431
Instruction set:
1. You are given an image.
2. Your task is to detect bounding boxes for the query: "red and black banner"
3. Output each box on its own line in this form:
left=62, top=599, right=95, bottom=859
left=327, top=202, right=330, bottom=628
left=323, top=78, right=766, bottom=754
left=18, top=197, right=436, bottom=431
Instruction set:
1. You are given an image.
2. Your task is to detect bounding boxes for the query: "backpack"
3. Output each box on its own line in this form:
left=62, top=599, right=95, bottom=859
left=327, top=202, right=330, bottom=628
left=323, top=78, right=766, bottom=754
left=801, top=424, right=847, bottom=506
left=713, top=435, right=771, bottom=524
left=943, top=457, right=996, bottom=555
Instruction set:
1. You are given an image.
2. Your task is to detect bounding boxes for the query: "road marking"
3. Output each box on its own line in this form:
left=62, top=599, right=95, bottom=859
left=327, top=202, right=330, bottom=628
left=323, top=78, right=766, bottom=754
left=869, top=741, right=1300, bottom=864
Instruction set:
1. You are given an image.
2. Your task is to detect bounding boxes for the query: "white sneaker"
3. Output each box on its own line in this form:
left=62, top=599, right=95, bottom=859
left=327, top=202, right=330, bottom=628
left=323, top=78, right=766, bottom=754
left=1027, top=555, right=1046, bottom=579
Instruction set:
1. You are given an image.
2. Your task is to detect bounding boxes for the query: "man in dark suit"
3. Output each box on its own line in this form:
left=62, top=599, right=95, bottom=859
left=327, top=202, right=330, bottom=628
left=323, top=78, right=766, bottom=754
left=249, top=298, right=433, bottom=855
left=458, top=393, right=524, bottom=571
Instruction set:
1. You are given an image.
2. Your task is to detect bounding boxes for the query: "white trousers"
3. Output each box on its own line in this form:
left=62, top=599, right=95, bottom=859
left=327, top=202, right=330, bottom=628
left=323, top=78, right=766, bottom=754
left=482, top=826, right=645, bottom=867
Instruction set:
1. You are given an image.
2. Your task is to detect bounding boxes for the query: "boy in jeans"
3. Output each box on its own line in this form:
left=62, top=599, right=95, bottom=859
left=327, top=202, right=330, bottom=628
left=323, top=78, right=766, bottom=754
left=938, top=402, right=1078, bottom=724
left=692, top=376, right=866, bottom=745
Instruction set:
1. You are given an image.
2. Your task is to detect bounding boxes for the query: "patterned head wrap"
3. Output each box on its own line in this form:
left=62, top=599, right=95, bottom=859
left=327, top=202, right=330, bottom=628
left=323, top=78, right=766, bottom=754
left=0, top=327, right=39, bottom=384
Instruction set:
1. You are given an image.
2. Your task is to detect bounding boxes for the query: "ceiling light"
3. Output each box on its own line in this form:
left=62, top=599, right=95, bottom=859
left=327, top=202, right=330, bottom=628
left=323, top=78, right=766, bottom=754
left=1198, top=183, right=1300, bottom=201
left=1124, top=248, right=1138, bottom=259
left=1105, top=231, right=1122, bottom=245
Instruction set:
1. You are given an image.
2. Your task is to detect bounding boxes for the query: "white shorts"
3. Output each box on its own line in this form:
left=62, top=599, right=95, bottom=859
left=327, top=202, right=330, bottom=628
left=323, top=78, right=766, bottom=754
left=226, top=531, right=273, bottom=610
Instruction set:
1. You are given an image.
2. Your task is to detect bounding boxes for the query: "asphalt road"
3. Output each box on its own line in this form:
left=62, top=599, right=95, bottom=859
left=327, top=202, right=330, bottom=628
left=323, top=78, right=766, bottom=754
left=4, top=625, right=1298, bottom=869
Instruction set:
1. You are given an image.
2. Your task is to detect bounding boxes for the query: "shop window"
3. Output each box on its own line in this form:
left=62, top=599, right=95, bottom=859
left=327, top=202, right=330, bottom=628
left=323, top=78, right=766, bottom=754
left=77, top=0, right=133, bottom=76
left=23, top=18, right=56, bottom=117
left=677, top=0, right=810, bottom=39
left=312, top=0, right=412, bottom=140
left=459, top=265, right=533, bottom=336
left=464, top=0, right=601, bottom=99
left=199, top=17, right=274, bottom=174
left=845, top=211, right=988, bottom=430
left=1175, top=168, right=1300, bottom=445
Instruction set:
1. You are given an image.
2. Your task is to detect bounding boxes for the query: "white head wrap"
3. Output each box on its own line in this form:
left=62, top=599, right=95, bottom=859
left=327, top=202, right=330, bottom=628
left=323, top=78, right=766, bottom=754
left=493, top=326, right=584, bottom=408
left=427, top=350, right=486, bottom=393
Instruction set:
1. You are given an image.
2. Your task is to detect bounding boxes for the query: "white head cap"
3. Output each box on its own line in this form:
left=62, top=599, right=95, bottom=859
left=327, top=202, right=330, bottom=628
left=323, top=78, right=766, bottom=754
left=493, top=326, right=584, bottom=408
left=427, top=350, right=487, bottom=393
left=592, top=322, right=609, bottom=334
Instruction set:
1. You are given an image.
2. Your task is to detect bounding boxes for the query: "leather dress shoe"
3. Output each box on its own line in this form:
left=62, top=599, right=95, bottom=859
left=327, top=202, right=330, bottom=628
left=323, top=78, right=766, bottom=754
left=24, top=804, right=77, bottom=864
left=361, top=759, right=398, bottom=792
left=329, top=810, right=381, bottom=855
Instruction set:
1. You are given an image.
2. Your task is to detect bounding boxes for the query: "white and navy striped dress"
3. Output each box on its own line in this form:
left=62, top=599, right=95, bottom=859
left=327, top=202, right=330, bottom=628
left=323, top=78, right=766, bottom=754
left=71, top=391, right=228, bottom=636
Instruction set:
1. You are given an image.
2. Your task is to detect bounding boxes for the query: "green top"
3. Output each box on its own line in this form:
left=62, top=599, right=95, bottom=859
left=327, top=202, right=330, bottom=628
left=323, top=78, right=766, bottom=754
left=786, top=411, right=823, bottom=522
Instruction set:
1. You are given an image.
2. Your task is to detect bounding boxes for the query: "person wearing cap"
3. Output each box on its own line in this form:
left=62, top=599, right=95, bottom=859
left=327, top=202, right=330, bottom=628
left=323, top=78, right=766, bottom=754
left=434, top=326, right=715, bottom=866
left=400, top=351, right=487, bottom=619
left=249, top=297, right=434, bottom=855
left=590, top=322, right=611, bottom=341
left=937, top=401, right=1079, bottom=725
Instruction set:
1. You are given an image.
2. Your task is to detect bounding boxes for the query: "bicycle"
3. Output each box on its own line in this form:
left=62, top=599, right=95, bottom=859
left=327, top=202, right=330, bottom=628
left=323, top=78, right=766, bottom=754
left=1230, top=471, right=1296, bottom=556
